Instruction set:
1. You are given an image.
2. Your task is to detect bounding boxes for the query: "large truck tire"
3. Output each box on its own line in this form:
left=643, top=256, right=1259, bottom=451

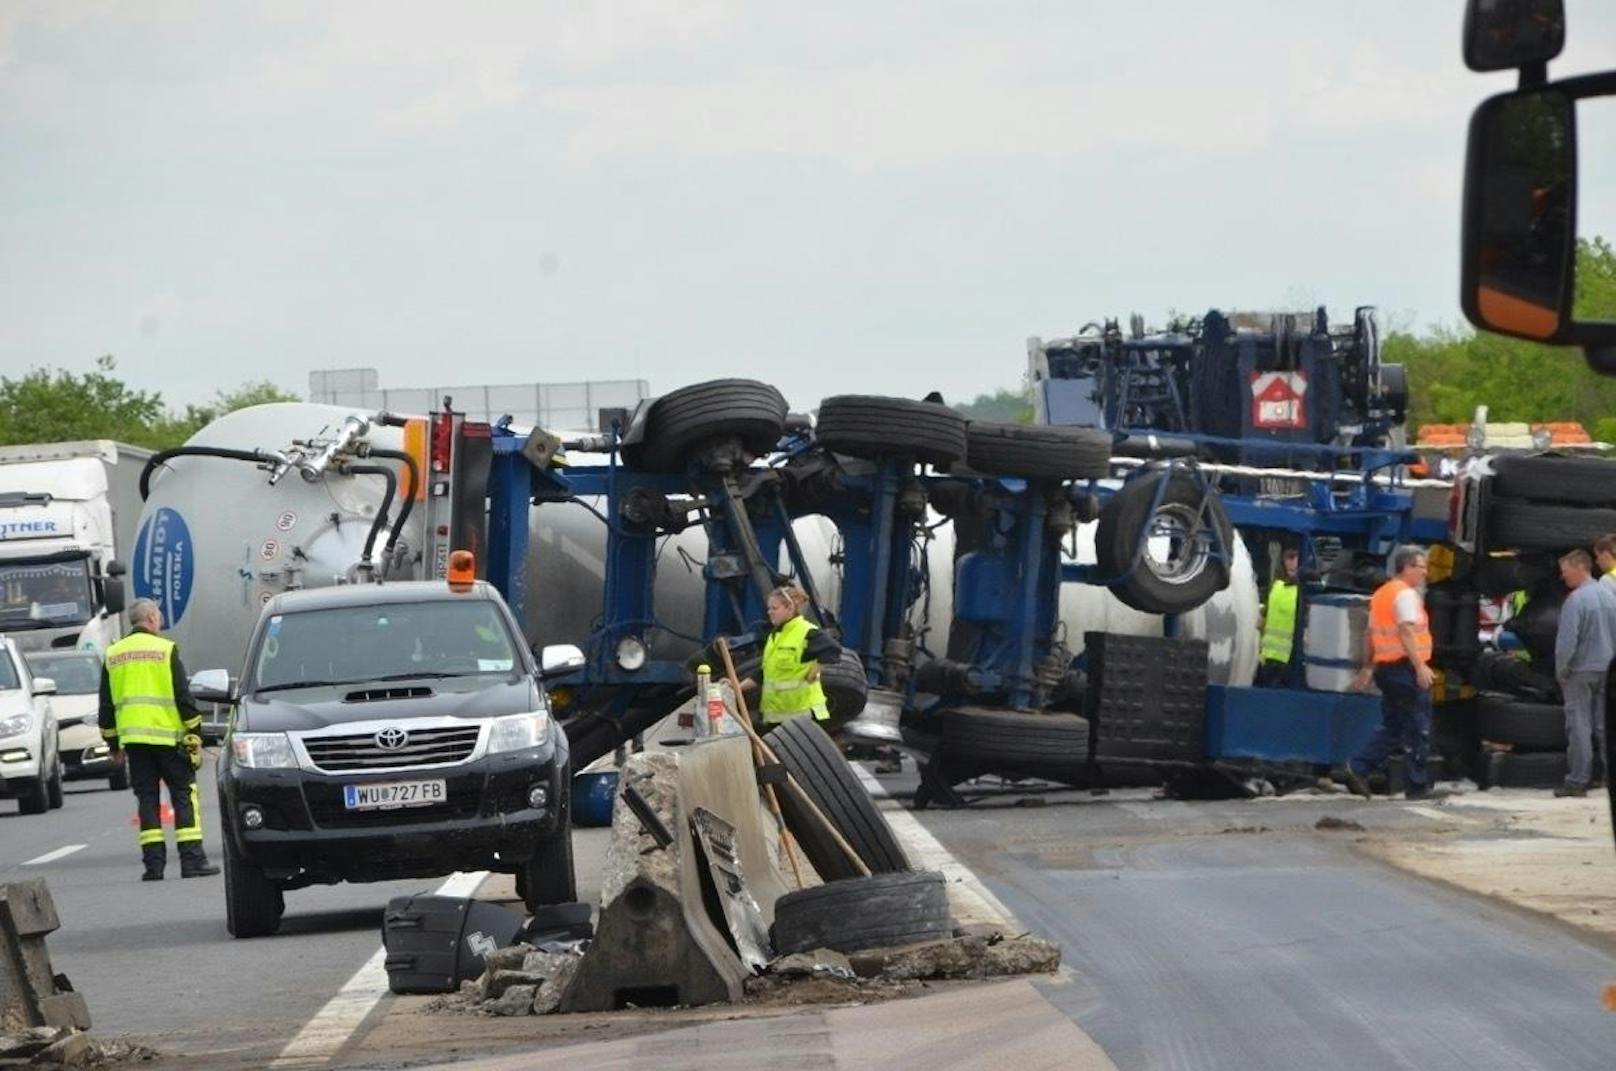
left=1490, top=454, right=1616, bottom=506
left=769, top=716, right=911, bottom=880
left=1485, top=500, right=1616, bottom=553
left=1476, top=694, right=1568, bottom=750
left=818, top=648, right=869, bottom=727
left=771, top=871, right=952, bottom=955
left=815, top=395, right=968, bottom=468
left=964, top=422, right=1112, bottom=480
left=939, top=707, right=1090, bottom=772
left=626, top=379, right=788, bottom=473
left=1096, top=470, right=1233, bottom=614
left=1479, top=750, right=1571, bottom=789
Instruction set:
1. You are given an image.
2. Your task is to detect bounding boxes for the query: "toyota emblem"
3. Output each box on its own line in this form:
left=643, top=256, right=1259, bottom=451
left=374, top=727, right=409, bottom=751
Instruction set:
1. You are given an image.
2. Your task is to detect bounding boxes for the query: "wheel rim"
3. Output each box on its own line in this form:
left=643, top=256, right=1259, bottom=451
left=1142, top=503, right=1213, bottom=585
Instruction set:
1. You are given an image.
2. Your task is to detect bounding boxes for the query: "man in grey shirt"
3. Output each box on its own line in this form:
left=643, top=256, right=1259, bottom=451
left=1553, top=548, right=1616, bottom=797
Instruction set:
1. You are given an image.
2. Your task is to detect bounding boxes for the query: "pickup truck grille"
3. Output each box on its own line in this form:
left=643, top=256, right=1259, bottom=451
left=300, top=725, right=481, bottom=772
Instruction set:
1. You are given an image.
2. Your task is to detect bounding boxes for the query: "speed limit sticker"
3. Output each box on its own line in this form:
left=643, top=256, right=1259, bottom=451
left=275, top=510, right=298, bottom=532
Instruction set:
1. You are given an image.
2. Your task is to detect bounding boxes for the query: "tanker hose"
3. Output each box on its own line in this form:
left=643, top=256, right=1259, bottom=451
left=339, top=463, right=398, bottom=571
left=363, top=448, right=420, bottom=557
left=139, top=446, right=282, bottom=501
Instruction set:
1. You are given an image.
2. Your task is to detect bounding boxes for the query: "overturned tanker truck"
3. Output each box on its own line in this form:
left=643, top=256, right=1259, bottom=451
left=137, top=383, right=1261, bottom=800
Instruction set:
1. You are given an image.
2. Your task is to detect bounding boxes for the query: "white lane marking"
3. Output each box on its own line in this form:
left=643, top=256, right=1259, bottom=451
left=853, top=764, right=1020, bottom=930
left=271, top=870, right=488, bottom=1068
left=1405, top=805, right=1449, bottom=822
left=22, top=844, right=86, bottom=866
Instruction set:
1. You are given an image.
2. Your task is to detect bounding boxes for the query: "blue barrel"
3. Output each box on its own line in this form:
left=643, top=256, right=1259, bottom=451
left=571, top=770, right=619, bottom=828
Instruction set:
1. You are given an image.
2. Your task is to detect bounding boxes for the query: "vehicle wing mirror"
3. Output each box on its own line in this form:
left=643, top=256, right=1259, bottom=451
left=190, top=668, right=235, bottom=704
left=102, top=578, right=126, bottom=616
left=105, top=559, right=127, bottom=578
left=1463, top=0, right=1565, bottom=73
left=32, top=677, right=56, bottom=697
left=1462, top=78, right=1616, bottom=369
left=538, top=644, right=586, bottom=677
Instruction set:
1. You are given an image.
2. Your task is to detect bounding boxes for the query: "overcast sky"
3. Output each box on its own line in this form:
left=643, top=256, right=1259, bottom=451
left=4, top=1, right=1616, bottom=416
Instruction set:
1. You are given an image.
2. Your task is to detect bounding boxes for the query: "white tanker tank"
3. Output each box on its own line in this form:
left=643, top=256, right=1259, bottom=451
left=134, top=403, right=416, bottom=676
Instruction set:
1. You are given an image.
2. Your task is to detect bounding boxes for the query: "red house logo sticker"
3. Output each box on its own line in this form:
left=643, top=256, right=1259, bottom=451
left=1251, top=372, right=1308, bottom=429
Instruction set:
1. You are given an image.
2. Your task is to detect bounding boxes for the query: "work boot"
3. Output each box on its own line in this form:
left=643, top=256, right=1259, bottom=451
left=1404, top=785, right=1433, bottom=801
left=141, top=845, right=165, bottom=882
left=1553, top=782, right=1588, bottom=798
left=178, top=845, right=221, bottom=878
left=1338, top=765, right=1372, bottom=800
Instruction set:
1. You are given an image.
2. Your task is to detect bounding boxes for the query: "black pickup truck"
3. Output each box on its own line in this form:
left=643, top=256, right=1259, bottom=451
left=204, top=580, right=579, bottom=938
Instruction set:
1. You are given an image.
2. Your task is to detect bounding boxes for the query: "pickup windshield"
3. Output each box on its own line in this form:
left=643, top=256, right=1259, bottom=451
left=0, top=557, right=94, bottom=628
left=250, top=599, right=521, bottom=692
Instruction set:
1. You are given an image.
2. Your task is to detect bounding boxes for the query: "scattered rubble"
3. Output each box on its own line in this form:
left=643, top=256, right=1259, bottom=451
left=0, top=1027, right=158, bottom=1067
left=1316, top=816, right=1367, bottom=832
left=431, top=926, right=1062, bottom=1020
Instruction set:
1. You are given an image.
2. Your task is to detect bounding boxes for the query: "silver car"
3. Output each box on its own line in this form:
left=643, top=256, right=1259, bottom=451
left=24, top=650, right=127, bottom=791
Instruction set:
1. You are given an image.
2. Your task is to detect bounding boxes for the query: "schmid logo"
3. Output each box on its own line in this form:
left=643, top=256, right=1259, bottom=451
left=132, top=508, right=194, bottom=626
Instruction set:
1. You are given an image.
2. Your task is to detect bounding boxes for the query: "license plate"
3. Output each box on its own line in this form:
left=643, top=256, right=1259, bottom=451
left=342, top=779, right=447, bottom=810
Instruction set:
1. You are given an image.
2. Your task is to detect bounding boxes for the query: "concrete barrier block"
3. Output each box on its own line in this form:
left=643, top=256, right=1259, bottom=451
left=562, top=735, right=791, bottom=1012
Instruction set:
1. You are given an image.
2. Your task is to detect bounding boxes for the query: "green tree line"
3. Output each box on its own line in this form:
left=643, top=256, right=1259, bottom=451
left=0, top=356, right=300, bottom=449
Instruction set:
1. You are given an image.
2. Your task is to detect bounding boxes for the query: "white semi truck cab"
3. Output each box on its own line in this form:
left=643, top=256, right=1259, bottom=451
left=0, top=441, right=151, bottom=654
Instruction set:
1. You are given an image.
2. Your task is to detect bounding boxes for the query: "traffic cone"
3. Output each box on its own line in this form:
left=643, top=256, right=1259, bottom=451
left=128, top=803, right=176, bottom=827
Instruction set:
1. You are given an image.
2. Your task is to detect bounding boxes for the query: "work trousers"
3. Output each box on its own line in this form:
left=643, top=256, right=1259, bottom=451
left=126, top=743, right=203, bottom=860
left=1563, top=669, right=1608, bottom=788
left=1254, top=660, right=1290, bottom=689
left=1349, top=661, right=1432, bottom=791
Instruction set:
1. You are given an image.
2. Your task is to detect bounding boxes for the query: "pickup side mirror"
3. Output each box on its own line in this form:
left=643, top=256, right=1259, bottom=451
left=537, top=644, right=586, bottom=678
left=190, top=668, right=235, bottom=704
left=1461, top=75, right=1616, bottom=365
left=32, top=677, right=56, bottom=697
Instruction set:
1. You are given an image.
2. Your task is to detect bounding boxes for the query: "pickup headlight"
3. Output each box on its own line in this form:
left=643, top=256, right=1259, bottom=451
left=232, top=732, right=297, bottom=769
left=0, top=712, right=34, bottom=739
left=488, top=710, right=551, bottom=754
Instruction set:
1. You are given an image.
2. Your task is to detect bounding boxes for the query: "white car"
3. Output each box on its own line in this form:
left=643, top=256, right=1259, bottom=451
left=0, top=637, right=63, bottom=814
left=26, top=650, right=126, bottom=791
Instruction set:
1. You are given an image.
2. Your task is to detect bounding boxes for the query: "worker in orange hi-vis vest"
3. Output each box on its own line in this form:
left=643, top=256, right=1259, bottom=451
left=1338, top=546, right=1434, bottom=801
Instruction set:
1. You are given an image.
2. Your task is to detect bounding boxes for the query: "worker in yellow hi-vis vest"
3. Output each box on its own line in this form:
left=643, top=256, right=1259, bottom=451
left=742, top=584, right=842, bottom=730
left=98, top=598, right=219, bottom=882
left=1256, top=548, right=1301, bottom=688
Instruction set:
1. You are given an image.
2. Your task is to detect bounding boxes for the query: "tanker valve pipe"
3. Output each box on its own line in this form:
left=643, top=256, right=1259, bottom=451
left=300, top=414, right=373, bottom=481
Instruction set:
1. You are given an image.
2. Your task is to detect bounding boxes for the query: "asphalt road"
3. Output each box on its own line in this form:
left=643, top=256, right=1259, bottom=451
left=11, top=755, right=1616, bottom=1071
left=877, top=776, right=1616, bottom=1071
left=0, top=753, right=483, bottom=1063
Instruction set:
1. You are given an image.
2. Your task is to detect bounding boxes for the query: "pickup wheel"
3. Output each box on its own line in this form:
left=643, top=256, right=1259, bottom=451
left=224, top=836, right=284, bottom=938
left=520, top=826, right=577, bottom=912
